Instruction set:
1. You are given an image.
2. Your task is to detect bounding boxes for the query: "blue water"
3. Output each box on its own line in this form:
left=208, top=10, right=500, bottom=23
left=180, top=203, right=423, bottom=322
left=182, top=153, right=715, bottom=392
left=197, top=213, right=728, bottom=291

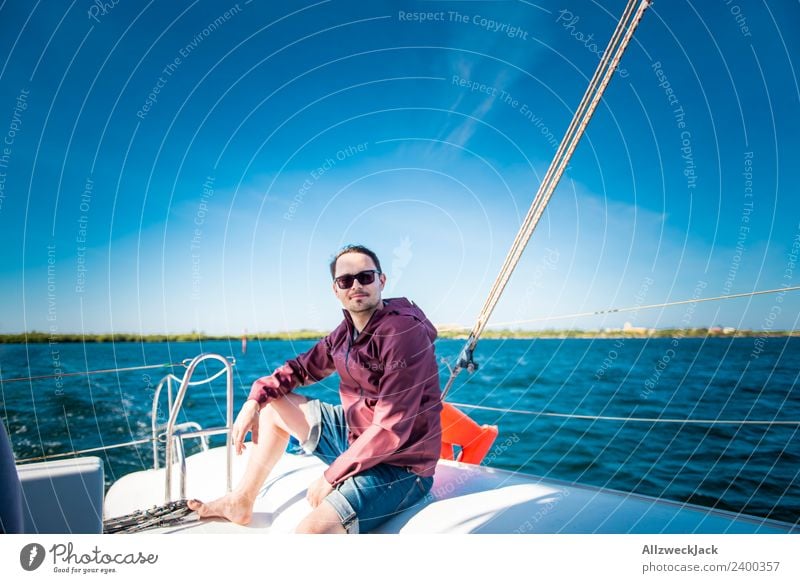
left=2, top=337, right=798, bottom=525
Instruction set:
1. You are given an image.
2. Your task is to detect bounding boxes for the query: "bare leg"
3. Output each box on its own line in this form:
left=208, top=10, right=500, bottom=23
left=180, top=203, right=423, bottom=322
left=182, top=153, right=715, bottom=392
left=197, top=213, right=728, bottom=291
left=296, top=500, right=347, bottom=534
left=188, top=393, right=312, bottom=524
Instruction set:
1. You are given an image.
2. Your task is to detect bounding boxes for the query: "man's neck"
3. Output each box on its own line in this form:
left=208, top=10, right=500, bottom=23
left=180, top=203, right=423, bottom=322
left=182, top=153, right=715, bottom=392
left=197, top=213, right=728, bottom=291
left=348, top=302, right=383, bottom=333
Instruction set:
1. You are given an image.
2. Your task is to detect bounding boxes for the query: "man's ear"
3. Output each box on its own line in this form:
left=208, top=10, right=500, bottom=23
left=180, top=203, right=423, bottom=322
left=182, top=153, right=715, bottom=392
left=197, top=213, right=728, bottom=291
left=379, top=273, right=386, bottom=290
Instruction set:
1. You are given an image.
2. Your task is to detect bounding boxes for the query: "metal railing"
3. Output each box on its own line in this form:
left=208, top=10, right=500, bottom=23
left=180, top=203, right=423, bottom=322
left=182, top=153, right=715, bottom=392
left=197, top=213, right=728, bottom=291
left=152, top=354, right=235, bottom=503
left=150, top=361, right=227, bottom=469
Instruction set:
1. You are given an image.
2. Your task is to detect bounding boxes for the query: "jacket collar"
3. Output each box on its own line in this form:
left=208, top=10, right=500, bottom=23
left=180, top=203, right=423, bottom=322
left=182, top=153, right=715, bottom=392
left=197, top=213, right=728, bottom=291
left=341, top=297, right=428, bottom=344
left=341, top=299, right=389, bottom=339
left=343, top=297, right=419, bottom=335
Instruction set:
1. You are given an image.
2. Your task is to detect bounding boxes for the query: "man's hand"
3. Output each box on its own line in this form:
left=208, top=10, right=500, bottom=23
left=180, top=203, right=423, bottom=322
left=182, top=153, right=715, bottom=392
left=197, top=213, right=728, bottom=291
left=231, top=399, right=261, bottom=455
left=306, top=475, right=334, bottom=508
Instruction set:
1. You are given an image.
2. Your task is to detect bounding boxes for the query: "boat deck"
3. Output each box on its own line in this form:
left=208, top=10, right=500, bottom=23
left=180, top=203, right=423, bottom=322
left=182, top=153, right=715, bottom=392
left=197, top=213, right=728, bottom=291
left=103, top=445, right=796, bottom=534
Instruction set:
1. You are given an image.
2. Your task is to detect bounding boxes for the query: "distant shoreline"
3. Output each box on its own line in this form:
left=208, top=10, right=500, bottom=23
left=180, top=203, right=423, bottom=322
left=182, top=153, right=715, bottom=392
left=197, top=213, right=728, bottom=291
left=1, top=328, right=798, bottom=343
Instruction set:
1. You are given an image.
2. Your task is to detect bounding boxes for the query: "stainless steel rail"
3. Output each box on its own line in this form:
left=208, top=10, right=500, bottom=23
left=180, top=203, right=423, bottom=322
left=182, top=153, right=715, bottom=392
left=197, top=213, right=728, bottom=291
left=151, top=374, right=177, bottom=469
left=151, top=360, right=232, bottom=469
left=158, top=354, right=235, bottom=503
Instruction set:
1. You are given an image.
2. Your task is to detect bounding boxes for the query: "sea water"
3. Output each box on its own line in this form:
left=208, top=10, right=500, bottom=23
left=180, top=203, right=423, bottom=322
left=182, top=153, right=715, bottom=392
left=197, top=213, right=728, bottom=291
left=2, top=337, right=798, bottom=524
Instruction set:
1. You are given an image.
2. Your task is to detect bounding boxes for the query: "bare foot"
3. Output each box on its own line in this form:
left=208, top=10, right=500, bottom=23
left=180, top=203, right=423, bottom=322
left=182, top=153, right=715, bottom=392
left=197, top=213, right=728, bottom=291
left=187, top=492, right=254, bottom=525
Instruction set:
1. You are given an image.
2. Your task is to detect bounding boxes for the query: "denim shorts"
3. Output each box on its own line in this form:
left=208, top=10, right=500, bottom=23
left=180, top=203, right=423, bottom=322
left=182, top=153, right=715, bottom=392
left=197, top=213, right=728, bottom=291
left=290, top=399, right=433, bottom=534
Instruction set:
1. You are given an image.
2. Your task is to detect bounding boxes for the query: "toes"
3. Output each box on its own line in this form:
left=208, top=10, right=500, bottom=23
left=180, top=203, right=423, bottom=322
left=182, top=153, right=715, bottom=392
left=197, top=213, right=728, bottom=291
left=185, top=496, right=249, bottom=523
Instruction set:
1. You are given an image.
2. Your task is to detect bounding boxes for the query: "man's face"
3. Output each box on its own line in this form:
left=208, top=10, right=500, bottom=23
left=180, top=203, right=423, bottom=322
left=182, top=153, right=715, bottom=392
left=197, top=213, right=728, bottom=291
left=332, top=252, right=386, bottom=314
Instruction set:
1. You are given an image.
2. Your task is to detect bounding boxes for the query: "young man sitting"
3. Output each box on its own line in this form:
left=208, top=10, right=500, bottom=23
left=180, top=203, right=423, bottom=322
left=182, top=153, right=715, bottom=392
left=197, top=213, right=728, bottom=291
left=188, top=245, right=442, bottom=533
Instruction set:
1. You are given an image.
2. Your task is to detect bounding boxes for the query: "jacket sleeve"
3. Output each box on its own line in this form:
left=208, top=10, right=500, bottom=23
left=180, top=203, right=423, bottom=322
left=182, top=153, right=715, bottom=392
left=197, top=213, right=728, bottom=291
left=323, top=319, right=435, bottom=486
left=247, top=334, right=337, bottom=406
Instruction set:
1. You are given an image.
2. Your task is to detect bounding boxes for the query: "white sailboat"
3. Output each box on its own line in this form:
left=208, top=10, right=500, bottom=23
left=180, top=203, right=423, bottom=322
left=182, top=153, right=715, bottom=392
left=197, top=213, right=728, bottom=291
left=3, top=0, right=797, bottom=535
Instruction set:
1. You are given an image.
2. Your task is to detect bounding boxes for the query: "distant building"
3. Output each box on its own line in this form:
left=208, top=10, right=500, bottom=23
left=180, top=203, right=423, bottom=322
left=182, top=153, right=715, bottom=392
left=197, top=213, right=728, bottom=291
left=622, top=322, right=653, bottom=336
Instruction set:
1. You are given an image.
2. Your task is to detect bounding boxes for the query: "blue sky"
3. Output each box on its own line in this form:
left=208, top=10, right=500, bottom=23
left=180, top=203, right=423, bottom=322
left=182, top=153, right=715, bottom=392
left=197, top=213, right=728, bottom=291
left=0, top=0, right=798, bottom=335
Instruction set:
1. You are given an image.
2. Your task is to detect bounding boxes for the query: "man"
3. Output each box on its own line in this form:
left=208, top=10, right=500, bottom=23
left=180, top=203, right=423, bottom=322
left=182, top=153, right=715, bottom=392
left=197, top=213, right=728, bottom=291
left=188, top=245, right=442, bottom=533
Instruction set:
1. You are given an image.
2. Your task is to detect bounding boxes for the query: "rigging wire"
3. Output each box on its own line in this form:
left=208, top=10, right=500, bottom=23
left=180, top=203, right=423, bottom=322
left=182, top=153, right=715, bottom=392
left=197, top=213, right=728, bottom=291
left=438, top=285, right=800, bottom=331
left=15, top=399, right=799, bottom=465
left=442, top=0, right=652, bottom=399
left=447, top=401, right=800, bottom=426
left=0, top=361, right=187, bottom=385
left=15, top=437, right=156, bottom=464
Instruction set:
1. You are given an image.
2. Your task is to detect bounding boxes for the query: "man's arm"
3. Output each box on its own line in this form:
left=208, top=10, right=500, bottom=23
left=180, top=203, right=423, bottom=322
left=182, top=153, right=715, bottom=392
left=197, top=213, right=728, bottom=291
left=323, top=320, right=436, bottom=486
left=247, top=333, right=338, bottom=406
left=230, top=333, right=339, bottom=456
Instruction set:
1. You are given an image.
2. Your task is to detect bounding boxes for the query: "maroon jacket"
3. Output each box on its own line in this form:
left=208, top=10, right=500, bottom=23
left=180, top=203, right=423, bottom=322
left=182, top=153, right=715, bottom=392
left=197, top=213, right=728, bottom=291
left=247, top=298, right=442, bottom=486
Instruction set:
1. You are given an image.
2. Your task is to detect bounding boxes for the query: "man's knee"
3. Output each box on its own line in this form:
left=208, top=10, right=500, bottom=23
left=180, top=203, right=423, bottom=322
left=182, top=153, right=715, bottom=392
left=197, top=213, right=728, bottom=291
left=265, top=394, right=312, bottom=441
left=258, top=402, right=279, bottom=425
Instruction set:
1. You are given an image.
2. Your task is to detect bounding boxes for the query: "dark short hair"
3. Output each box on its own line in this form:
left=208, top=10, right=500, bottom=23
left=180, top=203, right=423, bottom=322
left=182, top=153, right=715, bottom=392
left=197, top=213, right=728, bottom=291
left=329, top=245, right=382, bottom=278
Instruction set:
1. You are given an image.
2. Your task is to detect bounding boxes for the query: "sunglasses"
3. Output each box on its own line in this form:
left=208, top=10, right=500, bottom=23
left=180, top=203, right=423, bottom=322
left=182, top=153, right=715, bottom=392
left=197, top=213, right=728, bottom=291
left=334, top=270, right=381, bottom=290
